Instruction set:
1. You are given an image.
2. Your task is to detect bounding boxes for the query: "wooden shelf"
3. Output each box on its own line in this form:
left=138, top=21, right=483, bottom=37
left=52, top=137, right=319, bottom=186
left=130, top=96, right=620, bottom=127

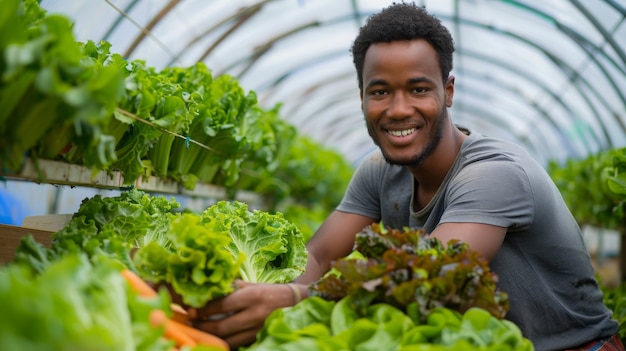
left=1, top=158, right=262, bottom=205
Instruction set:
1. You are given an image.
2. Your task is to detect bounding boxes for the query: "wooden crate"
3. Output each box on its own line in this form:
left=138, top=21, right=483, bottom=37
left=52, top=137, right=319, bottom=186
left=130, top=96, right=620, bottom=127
left=0, top=224, right=54, bottom=264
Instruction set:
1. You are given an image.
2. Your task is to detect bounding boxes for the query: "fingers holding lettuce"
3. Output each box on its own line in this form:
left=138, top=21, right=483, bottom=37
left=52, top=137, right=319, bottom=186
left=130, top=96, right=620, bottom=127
left=189, top=280, right=305, bottom=348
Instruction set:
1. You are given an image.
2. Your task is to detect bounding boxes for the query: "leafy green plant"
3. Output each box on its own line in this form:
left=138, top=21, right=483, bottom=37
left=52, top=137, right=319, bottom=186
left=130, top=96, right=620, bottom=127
left=246, top=296, right=532, bottom=350
left=608, top=148, right=626, bottom=218
left=548, top=149, right=624, bottom=230
left=0, top=0, right=124, bottom=172
left=13, top=188, right=180, bottom=274
left=201, top=200, right=308, bottom=284
left=548, top=147, right=626, bottom=283
left=133, top=212, right=244, bottom=307
left=310, top=223, right=509, bottom=322
left=0, top=252, right=173, bottom=351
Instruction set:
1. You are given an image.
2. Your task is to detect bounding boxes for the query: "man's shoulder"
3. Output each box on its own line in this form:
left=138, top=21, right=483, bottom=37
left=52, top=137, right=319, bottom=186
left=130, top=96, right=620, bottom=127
left=456, top=132, right=542, bottom=182
left=462, top=130, right=530, bottom=162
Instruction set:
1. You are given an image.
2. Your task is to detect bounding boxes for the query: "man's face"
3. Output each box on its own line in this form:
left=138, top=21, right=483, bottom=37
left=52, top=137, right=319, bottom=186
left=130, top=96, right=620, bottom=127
left=360, top=39, right=453, bottom=167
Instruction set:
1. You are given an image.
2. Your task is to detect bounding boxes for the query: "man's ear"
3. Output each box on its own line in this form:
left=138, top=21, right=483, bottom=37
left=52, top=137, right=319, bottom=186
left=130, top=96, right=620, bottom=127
left=445, top=75, right=455, bottom=107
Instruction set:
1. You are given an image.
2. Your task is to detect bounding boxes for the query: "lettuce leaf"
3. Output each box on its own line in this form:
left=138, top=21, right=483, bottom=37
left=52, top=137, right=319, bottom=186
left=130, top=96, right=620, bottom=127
left=133, top=212, right=244, bottom=307
left=0, top=253, right=171, bottom=351
left=201, top=200, right=308, bottom=284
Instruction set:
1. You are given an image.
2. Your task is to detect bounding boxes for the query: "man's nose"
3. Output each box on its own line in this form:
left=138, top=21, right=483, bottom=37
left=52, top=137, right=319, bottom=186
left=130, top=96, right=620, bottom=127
left=387, top=92, right=413, bottom=117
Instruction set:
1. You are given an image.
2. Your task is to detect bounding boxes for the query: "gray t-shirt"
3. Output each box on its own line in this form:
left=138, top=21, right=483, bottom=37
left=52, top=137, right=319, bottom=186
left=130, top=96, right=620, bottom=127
left=337, top=130, right=617, bottom=350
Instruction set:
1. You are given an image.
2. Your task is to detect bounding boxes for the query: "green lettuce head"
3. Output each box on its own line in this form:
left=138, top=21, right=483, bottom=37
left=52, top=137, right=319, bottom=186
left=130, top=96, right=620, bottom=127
left=202, top=200, right=308, bottom=284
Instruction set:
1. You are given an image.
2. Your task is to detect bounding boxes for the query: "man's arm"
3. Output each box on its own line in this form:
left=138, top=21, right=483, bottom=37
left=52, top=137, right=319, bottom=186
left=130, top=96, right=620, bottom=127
left=295, top=210, right=376, bottom=284
left=430, top=222, right=506, bottom=262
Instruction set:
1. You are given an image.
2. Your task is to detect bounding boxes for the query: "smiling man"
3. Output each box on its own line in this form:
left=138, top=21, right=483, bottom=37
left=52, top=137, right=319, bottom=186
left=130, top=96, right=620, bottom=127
left=191, top=3, right=622, bottom=350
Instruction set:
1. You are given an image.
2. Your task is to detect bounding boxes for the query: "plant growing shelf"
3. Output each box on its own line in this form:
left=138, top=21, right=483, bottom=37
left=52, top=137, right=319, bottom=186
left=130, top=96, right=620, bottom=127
left=0, top=158, right=263, bottom=206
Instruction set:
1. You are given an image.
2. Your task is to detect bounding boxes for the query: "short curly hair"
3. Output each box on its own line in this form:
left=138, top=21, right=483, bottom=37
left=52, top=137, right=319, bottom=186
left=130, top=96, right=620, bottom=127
left=351, top=2, right=455, bottom=89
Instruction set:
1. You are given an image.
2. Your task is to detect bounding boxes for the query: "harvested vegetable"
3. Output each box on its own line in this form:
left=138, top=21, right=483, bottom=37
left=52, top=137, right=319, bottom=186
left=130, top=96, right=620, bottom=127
left=310, top=222, right=509, bottom=321
left=122, top=268, right=158, bottom=298
left=148, top=309, right=230, bottom=350
left=133, top=212, right=244, bottom=308
left=171, top=320, right=230, bottom=350
left=150, top=309, right=197, bottom=348
left=201, top=200, right=308, bottom=284
left=122, top=269, right=229, bottom=350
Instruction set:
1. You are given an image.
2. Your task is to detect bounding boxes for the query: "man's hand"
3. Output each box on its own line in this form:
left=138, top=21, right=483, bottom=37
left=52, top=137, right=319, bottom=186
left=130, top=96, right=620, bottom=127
left=188, top=280, right=301, bottom=348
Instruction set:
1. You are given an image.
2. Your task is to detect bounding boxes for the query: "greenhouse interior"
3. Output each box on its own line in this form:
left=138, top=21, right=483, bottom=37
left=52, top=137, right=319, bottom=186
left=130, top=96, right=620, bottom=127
left=1, top=0, right=626, bottom=350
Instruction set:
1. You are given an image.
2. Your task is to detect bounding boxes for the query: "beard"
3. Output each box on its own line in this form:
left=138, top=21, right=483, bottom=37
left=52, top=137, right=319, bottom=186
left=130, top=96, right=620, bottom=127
left=367, top=105, right=447, bottom=167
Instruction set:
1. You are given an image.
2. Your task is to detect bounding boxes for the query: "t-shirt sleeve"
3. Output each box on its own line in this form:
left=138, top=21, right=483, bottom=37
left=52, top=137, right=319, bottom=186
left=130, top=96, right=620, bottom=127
left=336, top=151, right=385, bottom=220
left=440, top=159, right=534, bottom=229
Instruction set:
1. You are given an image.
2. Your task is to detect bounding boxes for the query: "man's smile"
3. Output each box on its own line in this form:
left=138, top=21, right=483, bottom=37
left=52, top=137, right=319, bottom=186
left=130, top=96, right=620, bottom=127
left=386, top=127, right=417, bottom=137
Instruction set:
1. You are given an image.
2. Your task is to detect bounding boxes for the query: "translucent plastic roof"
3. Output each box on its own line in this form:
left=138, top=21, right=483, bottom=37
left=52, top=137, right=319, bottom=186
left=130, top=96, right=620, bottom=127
left=40, top=0, right=626, bottom=166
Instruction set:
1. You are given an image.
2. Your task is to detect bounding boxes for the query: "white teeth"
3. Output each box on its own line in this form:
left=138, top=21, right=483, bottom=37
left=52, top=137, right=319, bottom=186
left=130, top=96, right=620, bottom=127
left=388, top=128, right=416, bottom=137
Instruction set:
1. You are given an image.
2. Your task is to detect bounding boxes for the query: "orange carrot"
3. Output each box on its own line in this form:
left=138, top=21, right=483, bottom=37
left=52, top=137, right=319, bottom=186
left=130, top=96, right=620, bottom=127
left=121, top=269, right=157, bottom=298
left=122, top=270, right=192, bottom=325
left=170, top=303, right=189, bottom=324
left=150, top=309, right=197, bottom=347
left=169, top=319, right=229, bottom=350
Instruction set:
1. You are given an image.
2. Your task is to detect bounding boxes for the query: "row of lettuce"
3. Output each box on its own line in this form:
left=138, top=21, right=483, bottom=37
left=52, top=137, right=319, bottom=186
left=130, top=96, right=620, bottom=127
left=548, top=146, right=626, bottom=341
left=0, top=0, right=353, bottom=220
left=3, top=188, right=533, bottom=350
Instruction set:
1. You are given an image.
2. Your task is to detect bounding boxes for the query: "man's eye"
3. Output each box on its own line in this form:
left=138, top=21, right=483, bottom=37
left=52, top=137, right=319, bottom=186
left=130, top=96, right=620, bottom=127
left=370, top=90, right=388, bottom=96
left=412, top=87, right=427, bottom=93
